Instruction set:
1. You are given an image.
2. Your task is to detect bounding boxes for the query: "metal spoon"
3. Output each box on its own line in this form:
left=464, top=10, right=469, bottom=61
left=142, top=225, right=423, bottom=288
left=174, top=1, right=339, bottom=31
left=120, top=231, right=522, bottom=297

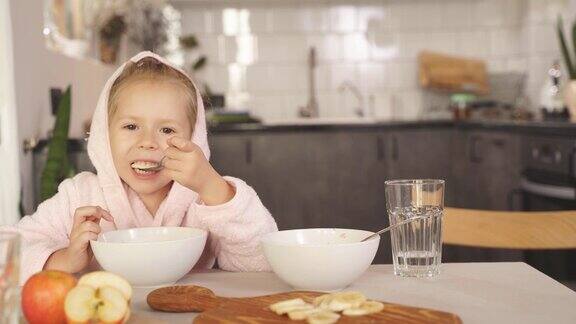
left=360, top=215, right=440, bottom=242
left=137, top=156, right=166, bottom=172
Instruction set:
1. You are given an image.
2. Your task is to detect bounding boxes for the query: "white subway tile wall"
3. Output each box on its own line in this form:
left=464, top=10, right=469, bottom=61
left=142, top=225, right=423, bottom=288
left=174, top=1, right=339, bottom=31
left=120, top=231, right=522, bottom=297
left=172, top=0, right=569, bottom=122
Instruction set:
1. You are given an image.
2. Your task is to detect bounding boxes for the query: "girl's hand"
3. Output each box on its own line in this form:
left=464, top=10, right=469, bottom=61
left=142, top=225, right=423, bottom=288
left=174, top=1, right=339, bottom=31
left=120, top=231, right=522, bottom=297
left=163, top=137, right=235, bottom=205
left=64, top=206, right=114, bottom=273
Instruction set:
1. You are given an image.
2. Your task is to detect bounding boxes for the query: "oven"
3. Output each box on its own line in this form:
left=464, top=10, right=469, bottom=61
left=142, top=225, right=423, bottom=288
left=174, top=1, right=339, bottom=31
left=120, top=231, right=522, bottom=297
left=520, top=135, right=576, bottom=285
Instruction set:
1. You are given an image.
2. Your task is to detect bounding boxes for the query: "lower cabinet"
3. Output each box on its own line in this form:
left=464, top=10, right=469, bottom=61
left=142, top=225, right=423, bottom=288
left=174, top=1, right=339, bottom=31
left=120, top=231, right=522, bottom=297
left=210, top=130, right=395, bottom=263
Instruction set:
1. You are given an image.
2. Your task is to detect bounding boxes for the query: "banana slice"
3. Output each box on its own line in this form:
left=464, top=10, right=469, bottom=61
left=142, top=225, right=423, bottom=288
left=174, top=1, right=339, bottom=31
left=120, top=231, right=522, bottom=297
left=270, top=298, right=305, bottom=312
left=307, top=310, right=341, bottom=324
left=313, top=294, right=334, bottom=309
left=288, top=308, right=323, bottom=320
left=342, top=300, right=385, bottom=316
left=313, top=294, right=333, bottom=309
left=276, top=304, right=315, bottom=316
left=271, top=293, right=381, bottom=322
left=270, top=298, right=314, bottom=315
left=327, top=291, right=366, bottom=312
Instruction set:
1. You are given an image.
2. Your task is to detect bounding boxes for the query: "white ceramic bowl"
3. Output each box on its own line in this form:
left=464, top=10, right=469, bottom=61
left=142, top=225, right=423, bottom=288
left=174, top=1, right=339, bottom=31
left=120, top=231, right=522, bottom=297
left=261, top=228, right=379, bottom=291
left=90, top=227, right=207, bottom=287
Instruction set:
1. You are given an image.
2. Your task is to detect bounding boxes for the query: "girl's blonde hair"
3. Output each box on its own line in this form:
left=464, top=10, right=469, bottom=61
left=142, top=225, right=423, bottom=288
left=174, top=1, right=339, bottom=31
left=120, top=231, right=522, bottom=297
left=108, top=57, right=198, bottom=130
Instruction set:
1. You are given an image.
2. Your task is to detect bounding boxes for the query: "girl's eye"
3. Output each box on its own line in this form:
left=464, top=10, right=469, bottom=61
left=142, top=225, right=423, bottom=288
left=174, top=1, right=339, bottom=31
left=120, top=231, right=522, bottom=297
left=161, top=127, right=175, bottom=134
left=123, top=124, right=137, bottom=130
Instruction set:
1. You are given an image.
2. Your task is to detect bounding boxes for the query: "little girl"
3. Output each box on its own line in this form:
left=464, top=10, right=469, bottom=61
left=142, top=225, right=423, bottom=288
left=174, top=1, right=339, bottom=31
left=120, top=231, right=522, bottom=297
left=3, top=51, right=278, bottom=283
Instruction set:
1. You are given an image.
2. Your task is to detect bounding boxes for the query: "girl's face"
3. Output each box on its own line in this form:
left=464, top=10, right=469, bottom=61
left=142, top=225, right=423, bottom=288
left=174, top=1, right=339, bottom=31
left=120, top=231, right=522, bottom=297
left=109, top=80, right=192, bottom=196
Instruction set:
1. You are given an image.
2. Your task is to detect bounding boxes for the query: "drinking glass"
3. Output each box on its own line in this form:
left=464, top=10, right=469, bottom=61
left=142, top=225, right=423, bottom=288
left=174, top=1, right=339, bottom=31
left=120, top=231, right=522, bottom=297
left=0, top=232, right=20, bottom=324
left=385, top=179, right=444, bottom=277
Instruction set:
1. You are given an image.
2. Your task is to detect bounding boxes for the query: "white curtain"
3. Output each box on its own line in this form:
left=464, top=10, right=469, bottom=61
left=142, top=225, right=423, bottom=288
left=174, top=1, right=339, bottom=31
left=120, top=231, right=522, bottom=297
left=0, top=0, right=21, bottom=226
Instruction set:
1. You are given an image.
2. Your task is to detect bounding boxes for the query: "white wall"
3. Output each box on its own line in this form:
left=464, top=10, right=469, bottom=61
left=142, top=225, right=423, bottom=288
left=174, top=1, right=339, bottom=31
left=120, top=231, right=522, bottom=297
left=173, top=0, right=571, bottom=121
left=10, top=0, right=115, bottom=214
left=0, top=0, right=20, bottom=225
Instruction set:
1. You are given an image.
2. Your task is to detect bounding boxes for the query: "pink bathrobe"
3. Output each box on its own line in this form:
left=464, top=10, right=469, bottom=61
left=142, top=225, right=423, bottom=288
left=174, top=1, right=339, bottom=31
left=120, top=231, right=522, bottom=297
left=3, top=51, right=278, bottom=284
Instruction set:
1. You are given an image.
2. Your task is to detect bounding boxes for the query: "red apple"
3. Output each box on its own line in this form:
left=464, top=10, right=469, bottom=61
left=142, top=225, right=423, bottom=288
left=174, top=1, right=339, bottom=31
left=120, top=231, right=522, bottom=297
left=21, top=270, right=78, bottom=324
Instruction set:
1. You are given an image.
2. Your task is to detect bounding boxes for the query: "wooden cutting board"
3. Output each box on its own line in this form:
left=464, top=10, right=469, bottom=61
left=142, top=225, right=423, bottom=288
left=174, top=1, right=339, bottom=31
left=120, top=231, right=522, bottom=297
left=419, top=50, right=489, bottom=95
left=147, top=285, right=462, bottom=324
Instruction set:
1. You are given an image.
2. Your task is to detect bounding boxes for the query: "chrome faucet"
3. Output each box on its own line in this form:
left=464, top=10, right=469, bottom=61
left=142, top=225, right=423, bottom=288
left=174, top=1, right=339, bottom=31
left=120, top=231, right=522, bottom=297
left=338, top=80, right=365, bottom=117
left=299, top=47, right=319, bottom=118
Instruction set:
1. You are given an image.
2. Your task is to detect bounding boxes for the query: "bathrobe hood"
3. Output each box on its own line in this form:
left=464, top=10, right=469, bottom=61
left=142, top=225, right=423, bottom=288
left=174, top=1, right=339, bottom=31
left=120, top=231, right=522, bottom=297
left=86, top=51, right=209, bottom=228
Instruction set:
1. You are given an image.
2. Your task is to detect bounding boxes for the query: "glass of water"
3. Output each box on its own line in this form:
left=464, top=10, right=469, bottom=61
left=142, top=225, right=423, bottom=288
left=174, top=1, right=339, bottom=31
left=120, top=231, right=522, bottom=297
left=385, top=179, right=444, bottom=278
left=0, top=232, right=20, bottom=324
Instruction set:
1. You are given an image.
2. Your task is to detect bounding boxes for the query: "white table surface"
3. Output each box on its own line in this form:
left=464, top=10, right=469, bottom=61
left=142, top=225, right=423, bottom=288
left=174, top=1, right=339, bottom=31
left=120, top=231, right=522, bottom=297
left=126, top=262, right=576, bottom=324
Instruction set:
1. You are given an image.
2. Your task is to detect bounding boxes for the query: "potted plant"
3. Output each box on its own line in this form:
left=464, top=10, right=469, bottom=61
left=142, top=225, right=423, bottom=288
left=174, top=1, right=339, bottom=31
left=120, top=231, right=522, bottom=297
left=179, top=34, right=208, bottom=95
left=99, top=14, right=126, bottom=64
left=557, top=16, right=576, bottom=120
left=40, top=86, right=75, bottom=202
left=125, top=0, right=172, bottom=55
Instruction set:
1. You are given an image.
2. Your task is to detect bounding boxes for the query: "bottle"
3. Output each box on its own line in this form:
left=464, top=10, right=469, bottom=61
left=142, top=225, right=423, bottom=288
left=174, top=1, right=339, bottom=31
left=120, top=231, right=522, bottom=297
left=539, top=60, right=567, bottom=119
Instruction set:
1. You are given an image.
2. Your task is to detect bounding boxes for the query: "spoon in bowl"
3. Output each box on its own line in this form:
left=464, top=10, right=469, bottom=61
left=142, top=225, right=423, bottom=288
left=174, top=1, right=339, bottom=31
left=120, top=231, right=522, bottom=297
left=360, top=215, right=441, bottom=242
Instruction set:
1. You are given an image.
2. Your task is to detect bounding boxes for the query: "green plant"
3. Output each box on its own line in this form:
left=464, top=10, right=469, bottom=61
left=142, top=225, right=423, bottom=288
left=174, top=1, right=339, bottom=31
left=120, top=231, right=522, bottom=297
left=179, top=35, right=198, bottom=48
left=179, top=35, right=207, bottom=72
left=40, top=86, right=75, bottom=202
left=557, top=16, right=576, bottom=79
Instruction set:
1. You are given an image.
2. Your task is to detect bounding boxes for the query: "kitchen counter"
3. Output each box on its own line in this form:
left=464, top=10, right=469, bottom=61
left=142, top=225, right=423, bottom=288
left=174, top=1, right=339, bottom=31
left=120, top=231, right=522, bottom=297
left=209, top=119, right=576, bottom=136
left=456, top=120, right=576, bottom=136
left=208, top=119, right=453, bottom=133
left=124, top=262, right=576, bottom=324
left=32, top=119, right=576, bottom=153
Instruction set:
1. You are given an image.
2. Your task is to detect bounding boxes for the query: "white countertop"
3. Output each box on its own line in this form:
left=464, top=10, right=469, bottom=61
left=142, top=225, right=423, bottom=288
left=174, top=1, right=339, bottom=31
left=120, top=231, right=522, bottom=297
left=127, top=262, right=576, bottom=324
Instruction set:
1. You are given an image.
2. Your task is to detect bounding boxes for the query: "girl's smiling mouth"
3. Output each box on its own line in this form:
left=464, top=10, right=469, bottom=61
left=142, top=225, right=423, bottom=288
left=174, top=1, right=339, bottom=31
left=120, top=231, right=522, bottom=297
left=130, top=160, right=162, bottom=177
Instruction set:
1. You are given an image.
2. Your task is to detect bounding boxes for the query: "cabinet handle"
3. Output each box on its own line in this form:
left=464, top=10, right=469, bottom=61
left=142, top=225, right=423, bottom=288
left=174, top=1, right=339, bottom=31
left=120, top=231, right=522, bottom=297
left=507, top=189, right=523, bottom=211
left=245, top=140, right=252, bottom=164
left=469, top=136, right=482, bottom=163
left=392, top=136, right=399, bottom=161
left=571, top=147, right=576, bottom=178
left=376, top=136, right=384, bottom=161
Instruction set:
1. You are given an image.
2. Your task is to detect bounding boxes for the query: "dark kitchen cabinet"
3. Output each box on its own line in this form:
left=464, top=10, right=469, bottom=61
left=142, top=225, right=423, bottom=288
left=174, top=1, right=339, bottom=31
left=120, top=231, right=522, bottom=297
left=209, top=133, right=255, bottom=181
left=209, top=128, right=524, bottom=264
left=387, top=129, right=456, bottom=206
left=452, top=130, right=522, bottom=210
left=209, top=130, right=394, bottom=263
left=444, top=130, right=524, bottom=264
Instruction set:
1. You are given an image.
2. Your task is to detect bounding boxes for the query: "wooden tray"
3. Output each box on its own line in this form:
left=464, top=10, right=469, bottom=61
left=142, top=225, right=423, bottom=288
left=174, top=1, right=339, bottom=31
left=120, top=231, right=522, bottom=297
left=147, top=285, right=462, bottom=323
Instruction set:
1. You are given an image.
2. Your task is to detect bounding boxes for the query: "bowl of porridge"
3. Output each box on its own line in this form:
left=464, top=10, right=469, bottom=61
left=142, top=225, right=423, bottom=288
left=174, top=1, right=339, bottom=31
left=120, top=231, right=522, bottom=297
left=90, top=227, right=207, bottom=287
left=260, top=228, right=379, bottom=291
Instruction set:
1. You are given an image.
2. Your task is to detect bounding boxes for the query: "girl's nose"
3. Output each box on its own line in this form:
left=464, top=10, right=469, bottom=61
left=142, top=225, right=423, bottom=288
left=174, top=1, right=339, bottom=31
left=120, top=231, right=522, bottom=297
left=138, top=132, right=159, bottom=150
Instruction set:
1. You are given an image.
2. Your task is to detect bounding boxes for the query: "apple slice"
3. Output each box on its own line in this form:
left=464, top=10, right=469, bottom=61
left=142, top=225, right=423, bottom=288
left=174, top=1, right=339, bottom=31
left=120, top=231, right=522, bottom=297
left=78, top=271, right=133, bottom=301
left=64, top=285, right=96, bottom=324
left=65, top=285, right=129, bottom=324
left=97, top=286, right=129, bottom=323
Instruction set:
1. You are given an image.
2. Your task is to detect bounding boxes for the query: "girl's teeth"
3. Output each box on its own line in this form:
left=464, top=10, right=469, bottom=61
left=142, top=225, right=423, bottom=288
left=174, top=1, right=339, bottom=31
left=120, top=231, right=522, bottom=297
left=131, top=161, right=160, bottom=170
left=134, top=168, right=154, bottom=175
